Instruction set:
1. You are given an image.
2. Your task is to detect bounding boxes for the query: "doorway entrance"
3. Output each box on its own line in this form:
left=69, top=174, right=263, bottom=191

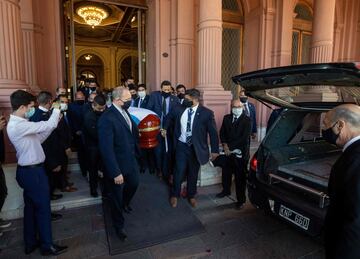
left=62, top=0, right=147, bottom=94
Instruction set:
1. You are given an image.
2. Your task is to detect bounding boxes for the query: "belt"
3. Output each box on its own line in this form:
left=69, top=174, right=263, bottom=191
left=18, top=163, right=44, bottom=169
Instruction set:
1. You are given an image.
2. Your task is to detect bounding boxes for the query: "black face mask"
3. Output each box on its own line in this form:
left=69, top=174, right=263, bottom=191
left=131, top=94, right=138, bottom=100
left=121, top=100, right=132, bottom=110
left=177, top=93, right=185, bottom=100
left=182, top=98, right=193, bottom=108
left=75, top=100, right=85, bottom=105
left=90, top=87, right=96, bottom=91
left=94, top=110, right=103, bottom=116
left=239, top=97, right=248, bottom=103
left=322, top=122, right=339, bottom=145
left=162, top=92, right=171, bottom=98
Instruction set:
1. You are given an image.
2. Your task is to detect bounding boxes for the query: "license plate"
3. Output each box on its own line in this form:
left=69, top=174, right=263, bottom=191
left=278, top=205, right=310, bottom=230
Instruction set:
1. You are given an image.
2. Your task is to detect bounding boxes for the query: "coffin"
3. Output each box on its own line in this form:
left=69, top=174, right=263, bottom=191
left=128, top=107, right=161, bottom=149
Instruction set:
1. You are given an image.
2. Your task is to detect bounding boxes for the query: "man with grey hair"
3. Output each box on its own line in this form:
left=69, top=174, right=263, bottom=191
left=322, top=104, right=360, bottom=259
left=98, top=87, right=140, bottom=241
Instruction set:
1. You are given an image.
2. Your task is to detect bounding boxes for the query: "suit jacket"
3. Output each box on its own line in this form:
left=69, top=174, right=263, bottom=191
left=83, top=110, right=102, bottom=148
left=247, top=102, right=257, bottom=134
left=324, top=139, right=360, bottom=259
left=67, top=102, right=84, bottom=134
left=133, top=95, right=150, bottom=109
left=147, top=91, right=180, bottom=122
left=30, top=108, right=64, bottom=170
left=0, top=131, right=4, bottom=163
left=98, top=105, right=140, bottom=179
left=165, top=105, right=219, bottom=165
left=219, top=113, right=251, bottom=157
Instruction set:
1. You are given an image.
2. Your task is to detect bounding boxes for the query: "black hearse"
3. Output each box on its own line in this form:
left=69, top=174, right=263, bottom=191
left=232, top=62, right=360, bottom=236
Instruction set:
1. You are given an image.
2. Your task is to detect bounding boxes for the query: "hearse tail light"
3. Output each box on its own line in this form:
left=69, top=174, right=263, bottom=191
left=250, top=156, right=258, bottom=172
left=354, top=62, right=360, bottom=70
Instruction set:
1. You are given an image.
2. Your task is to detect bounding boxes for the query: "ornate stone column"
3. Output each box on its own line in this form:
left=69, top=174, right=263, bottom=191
left=310, top=0, right=336, bottom=62
left=0, top=0, right=28, bottom=106
left=294, top=0, right=338, bottom=102
left=196, top=0, right=231, bottom=186
left=20, top=0, right=40, bottom=93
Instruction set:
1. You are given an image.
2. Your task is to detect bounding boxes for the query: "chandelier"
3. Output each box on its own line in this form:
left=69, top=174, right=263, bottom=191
left=76, top=6, right=108, bottom=28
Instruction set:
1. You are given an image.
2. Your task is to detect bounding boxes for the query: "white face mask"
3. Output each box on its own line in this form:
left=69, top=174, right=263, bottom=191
left=138, top=91, right=146, bottom=98
left=232, top=107, right=243, bottom=117
left=60, top=103, right=68, bottom=111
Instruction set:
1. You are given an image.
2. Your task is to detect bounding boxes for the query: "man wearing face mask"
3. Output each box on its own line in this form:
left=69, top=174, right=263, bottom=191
left=238, top=87, right=257, bottom=140
left=83, top=94, right=107, bottom=197
left=30, top=91, right=64, bottom=202
left=176, top=84, right=186, bottom=104
left=68, top=91, right=88, bottom=177
left=147, top=80, right=180, bottom=180
left=322, top=104, right=360, bottom=259
left=164, top=89, right=219, bottom=208
left=133, top=84, right=149, bottom=108
left=81, top=80, right=98, bottom=100
left=82, top=92, right=97, bottom=117
left=128, top=84, right=138, bottom=107
left=7, top=90, right=68, bottom=256
left=214, top=99, right=251, bottom=209
left=98, top=87, right=140, bottom=241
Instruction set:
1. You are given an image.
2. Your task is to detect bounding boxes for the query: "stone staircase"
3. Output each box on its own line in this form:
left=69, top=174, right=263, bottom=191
left=0, top=152, right=101, bottom=220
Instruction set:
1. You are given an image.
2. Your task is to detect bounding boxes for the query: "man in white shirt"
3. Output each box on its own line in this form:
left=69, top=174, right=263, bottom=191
left=7, top=90, right=67, bottom=256
left=322, top=104, right=360, bottom=259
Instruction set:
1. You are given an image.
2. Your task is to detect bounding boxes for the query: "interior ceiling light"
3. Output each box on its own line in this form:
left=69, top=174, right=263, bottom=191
left=84, top=54, right=92, bottom=61
left=76, top=6, right=108, bottom=28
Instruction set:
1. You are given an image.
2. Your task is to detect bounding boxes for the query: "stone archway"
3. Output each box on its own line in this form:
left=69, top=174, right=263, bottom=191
left=76, top=53, right=104, bottom=88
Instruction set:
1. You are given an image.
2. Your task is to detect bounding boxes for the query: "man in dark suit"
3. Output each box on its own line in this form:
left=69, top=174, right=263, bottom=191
left=83, top=94, right=106, bottom=197
left=322, top=104, right=360, bottom=259
left=133, top=84, right=155, bottom=174
left=30, top=92, right=64, bottom=202
left=164, top=89, right=219, bottom=208
left=239, top=87, right=257, bottom=140
left=133, top=84, right=150, bottom=108
left=67, top=91, right=87, bottom=177
left=147, top=80, right=180, bottom=180
left=215, top=99, right=251, bottom=209
left=176, top=84, right=186, bottom=104
left=98, top=87, right=140, bottom=241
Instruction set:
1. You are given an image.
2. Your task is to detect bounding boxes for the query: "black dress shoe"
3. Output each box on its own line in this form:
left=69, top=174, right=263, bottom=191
left=41, top=244, right=68, bottom=256
left=115, top=229, right=127, bottom=241
left=50, top=194, right=63, bottom=200
left=25, top=244, right=39, bottom=255
left=216, top=192, right=230, bottom=198
left=235, top=202, right=245, bottom=210
left=123, top=205, right=133, bottom=214
left=51, top=213, right=62, bottom=221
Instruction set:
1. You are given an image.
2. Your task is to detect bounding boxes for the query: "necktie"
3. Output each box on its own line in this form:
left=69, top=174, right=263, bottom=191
left=122, top=111, right=132, bottom=131
left=186, top=108, right=194, bottom=146
left=138, top=98, right=142, bottom=108
left=245, top=104, right=250, bottom=117
left=162, top=97, right=167, bottom=115
left=232, top=116, right=238, bottom=123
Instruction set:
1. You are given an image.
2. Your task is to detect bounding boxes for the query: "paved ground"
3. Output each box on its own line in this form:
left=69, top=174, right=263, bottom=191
left=0, top=183, right=325, bottom=259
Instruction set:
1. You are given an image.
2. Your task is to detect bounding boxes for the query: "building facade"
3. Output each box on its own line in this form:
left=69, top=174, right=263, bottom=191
left=0, top=0, right=360, bottom=162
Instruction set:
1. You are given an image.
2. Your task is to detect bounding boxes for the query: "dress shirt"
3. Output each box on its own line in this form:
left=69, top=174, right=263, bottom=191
left=7, top=109, right=61, bottom=166
left=343, top=135, right=360, bottom=152
left=38, top=106, right=49, bottom=112
left=138, top=98, right=144, bottom=108
left=179, top=104, right=199, bottom=143
left=113, top=104, right=132, bottom=130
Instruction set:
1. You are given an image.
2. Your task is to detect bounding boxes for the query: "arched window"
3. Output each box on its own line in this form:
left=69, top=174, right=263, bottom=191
left=222, top=0, right=243, bottom=91
left=81, top=71, right=96, bottom=79
left=291, top=3, right=313, bottom=64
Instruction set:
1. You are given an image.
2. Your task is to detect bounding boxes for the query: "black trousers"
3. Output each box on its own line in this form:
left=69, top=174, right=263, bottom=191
left=73, top=134, right=88, bottom=176
left=104, top=172, right=139, bottom=230
left=139, top=147, right=156, bottom=173
left=221, top=155, right=246, bottom=203
left=171, top=141, right=200, bottom=198
left=154, top=134, right=174, bottom=179
left=87, top=147, right=102, bottom=193
left=0, top=165, right=7, bottom=212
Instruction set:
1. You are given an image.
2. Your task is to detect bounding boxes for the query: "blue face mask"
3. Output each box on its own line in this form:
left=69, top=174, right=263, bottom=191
left=25, top=107, right=35, bottom=119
